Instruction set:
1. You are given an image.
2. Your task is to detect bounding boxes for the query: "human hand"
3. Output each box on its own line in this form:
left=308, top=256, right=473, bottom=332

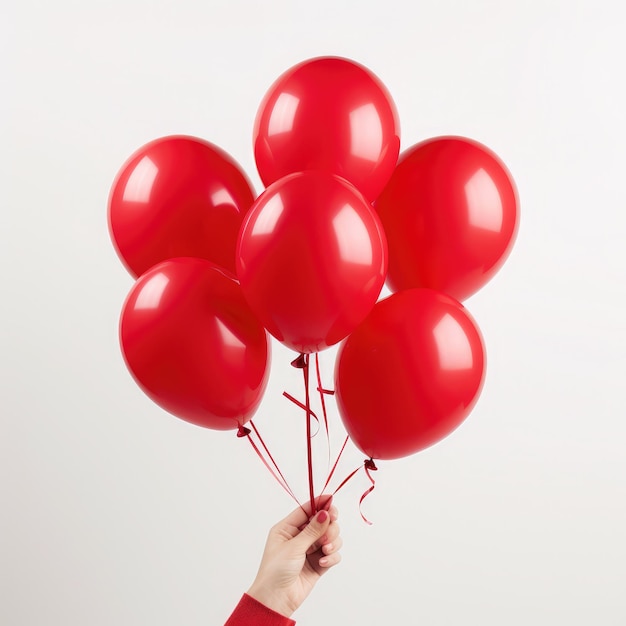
left=246, top=498, right=342, bottom=618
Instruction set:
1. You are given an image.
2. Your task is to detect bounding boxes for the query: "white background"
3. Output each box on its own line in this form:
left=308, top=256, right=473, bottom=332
left=2, top=1, right=625, bottom=624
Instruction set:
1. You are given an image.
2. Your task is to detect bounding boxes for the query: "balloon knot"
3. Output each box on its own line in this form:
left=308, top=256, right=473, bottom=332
left=237, top=425, right=251, bottom=438
left=364, top=458, right=378, bottom=471
left=291, top=353, right=307, bottom=369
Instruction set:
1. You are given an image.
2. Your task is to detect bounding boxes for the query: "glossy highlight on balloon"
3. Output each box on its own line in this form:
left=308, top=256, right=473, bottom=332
left=120, top=258, right=270, bottom=430
left=335, top=289, right=485, bottom=460
left=375, top=136, right=519, bottom=301
left=108, top=136, right=255, bottom=277
left=236, top=171, right=388, bottom=353
left=254, top=56, right=400, bottom=202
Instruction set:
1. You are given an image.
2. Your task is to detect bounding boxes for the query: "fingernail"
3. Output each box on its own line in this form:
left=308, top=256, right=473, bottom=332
left=317, top=510, right=328, bottom=523
left=319, top=557, right=329, bottom=566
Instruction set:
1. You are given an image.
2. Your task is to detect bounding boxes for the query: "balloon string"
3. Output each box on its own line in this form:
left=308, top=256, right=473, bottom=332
left=314, top=353, right=332, bottom=469
left=282, top=392, right=320, bottom=435
left=330, top=458, right=378, bottom=525
left=269, top=353, right=377, bottom=522
left=321, top=435, right=350, bottom=494
left=302, top=354, right=317, bottom=514
left=238, top=424, right=303, bottom=511
left=249, top=420, right=303, bottom=509
left=331, top=464, right=361, bottom=495
left=360, top=459, right=378, bottom=525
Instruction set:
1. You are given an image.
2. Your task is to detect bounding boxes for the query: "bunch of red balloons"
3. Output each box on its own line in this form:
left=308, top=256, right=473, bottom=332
left=109, top=56, right=519, bottom=471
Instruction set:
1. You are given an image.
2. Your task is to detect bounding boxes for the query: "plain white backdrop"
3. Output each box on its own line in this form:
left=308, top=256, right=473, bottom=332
left=2, top=1, right=625, bottom=624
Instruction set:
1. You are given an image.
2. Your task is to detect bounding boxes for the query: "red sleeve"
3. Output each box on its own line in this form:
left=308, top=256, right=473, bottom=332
left=224, top=593, right=296, bottom=626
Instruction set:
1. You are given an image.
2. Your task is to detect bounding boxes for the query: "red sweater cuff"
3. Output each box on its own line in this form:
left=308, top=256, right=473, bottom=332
left=224, top=593, right=296, bottom=626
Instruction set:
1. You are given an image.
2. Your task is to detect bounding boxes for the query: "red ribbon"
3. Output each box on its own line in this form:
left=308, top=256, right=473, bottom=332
left=237, top=421, right=303, bottom=510
left=301, top=354, right=316, bottom=513
left=321, top=434, right=349, bottom=494
left=239, top=353, right=379, bottom=523
left=282, top=391, right=320, bottom=435
left=330, top=458, right=378, bottom=525
left=360, top=459, right=378, bottom=525
left=314, top=353, right=332, bottom=467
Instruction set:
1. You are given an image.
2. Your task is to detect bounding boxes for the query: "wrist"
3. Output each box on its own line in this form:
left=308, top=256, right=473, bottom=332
left=247, top=581, right=296, bottom=618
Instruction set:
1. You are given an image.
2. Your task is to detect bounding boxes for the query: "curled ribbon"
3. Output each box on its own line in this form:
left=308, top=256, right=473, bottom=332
left=238, top=353, right=380, bottom=524
left=282, top=391, right=320, bottom=434
left=329, top=457, right=378, bottom=525
left=360, top=458, right=378, bottom=525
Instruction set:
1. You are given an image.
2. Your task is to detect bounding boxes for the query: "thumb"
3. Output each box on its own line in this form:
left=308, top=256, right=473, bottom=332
left=291, top=510, right=331, bottom=553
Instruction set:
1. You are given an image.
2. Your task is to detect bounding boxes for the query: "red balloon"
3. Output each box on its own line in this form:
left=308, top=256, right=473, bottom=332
left=108, top=136, right=255, bottom=277
left=335, top=289, right=485, bottom=460
left=375, top=136, right=519, bottom=301
left=254, top=56, right=400, bottom=202
left=236, top=171, right=388, bottom=353
left=120, top=258, right=270, bottom=430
